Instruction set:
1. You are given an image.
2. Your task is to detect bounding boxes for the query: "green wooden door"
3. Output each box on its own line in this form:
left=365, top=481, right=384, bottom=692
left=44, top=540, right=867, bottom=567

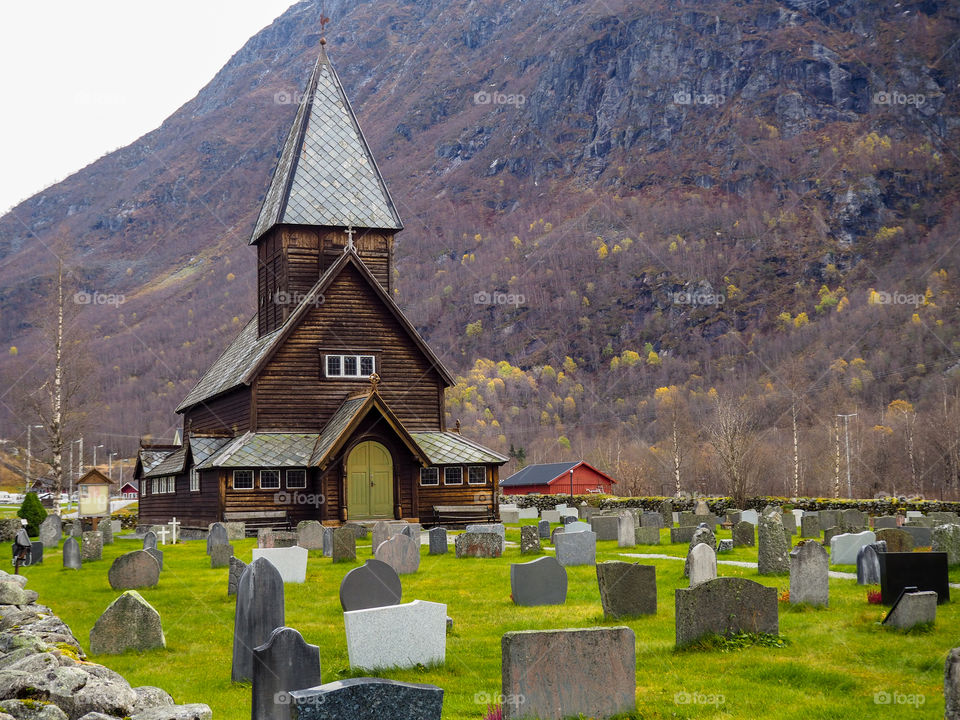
left=346, top=441, right=393, bottom=519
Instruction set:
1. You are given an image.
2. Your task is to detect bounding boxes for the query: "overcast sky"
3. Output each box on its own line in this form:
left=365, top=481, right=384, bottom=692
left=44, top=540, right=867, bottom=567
left=0, top=1, right=297, bottom=213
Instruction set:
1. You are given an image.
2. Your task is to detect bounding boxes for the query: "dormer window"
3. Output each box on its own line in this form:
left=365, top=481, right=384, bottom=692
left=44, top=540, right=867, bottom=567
left=325, top=353, right=376, bottom=379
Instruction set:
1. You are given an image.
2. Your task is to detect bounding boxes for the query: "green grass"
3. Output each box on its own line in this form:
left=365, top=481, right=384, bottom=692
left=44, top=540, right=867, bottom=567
left=15, top=525, right=956, bottom=719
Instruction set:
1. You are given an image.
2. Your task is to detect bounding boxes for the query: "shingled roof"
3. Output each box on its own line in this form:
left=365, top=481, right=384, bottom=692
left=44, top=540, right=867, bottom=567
left=249, top=45, right=402, bottom=244
left=499, top=461, right=579, bottom=487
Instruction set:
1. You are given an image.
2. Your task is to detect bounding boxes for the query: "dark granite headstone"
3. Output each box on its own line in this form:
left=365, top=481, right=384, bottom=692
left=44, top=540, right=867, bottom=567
left=428, top=527, right=447, bottom=555
left=143, top=531, right=158, bottom=551
left=945, top=647, right=960, bottom=720
left=537, top=519, right=550, bottom=539
left=232, top=557, right=285, bottom=682
left=339, top=559, right=402, bottom=611
left=211, top=543, right=234, bottom=568
left=641, top=512, right=664, bottom=529
left=659, top=499, right=673, bottom=527
left=289, top=678, right=443, bottom=720
left=902, top=525, right=932, bottom=547
left=670, top=526, right=697, bottom=543
left=62, top=536, right=81, bottom=569
left=322, top=527, right=334, bottom=557
left=856, top=541, right=886, bottom=585
left=732, top=521, right=755, bottom=547
left=590, top=515, right=619, bottom=541
left=343, top=522, right=369, bottom=539
left=252, top=626, right=322, bottom=720
left=596, top=561, right=656, bottom=617
left=108, top=550, right=160, bottom=590
left=510, top=556, right=567, bottom=606
left=878, top=551, right=949, bottom=605
left=823, top=526, right=842, bottom=545
left=146, top=547, right=163, bottom=571
left=675, top=577, right=778, bottom=647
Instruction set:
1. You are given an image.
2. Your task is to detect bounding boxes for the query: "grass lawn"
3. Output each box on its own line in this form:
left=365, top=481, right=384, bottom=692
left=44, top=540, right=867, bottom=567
left=16, top=524, right=956, bottom=719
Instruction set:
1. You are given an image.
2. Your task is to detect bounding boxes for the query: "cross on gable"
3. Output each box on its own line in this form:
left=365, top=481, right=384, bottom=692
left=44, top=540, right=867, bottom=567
left=344, top=224, right=356, bottom=252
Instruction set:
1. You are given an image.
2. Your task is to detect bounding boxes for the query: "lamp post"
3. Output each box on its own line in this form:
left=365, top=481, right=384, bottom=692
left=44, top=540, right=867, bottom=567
left=108, top=452, right=117, bottom=481
left=93, top=444, right=104, bottom=470
left=71, top=439, right=82, bottom=511
left=837, top=413, right=858, bottom=499
left=25, top=424, right=43, bottom=495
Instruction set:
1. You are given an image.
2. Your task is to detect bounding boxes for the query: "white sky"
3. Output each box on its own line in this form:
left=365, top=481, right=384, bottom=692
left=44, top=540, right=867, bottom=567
left=0, top=1, right=298, bottom=213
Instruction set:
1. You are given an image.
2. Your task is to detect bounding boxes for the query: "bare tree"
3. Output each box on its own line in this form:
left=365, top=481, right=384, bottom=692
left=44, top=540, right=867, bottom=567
left=708, top=391, right=758, bottom=507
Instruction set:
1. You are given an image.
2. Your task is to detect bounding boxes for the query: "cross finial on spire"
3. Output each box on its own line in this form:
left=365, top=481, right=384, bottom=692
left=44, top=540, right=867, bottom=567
left=320, top=12, right=331, bottom=45
left=345, top=225, right=356, bottom=252
left=369, top=372, right=380, bottom=392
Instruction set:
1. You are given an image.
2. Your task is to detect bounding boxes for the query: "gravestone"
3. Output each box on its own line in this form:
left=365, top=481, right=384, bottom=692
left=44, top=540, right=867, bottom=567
left=790, top=541, right=829, bottom=607
left=590, top=515, right=619, bottom=542
left=321, top=526, right=334, bottom=557
left=873, top=515, right=897, bottom=530
left=146, top=547, right=163, bottom=571
left=500, top=509, right=520, bottom=524
left=930, top=511, right=959, bottom=523
left=554, top=530, right=596, bottom=566
left=455, top=532, right=502, bottom=558
left=332, top=527, right=357, bottom=563
left=252, top=546, right=309, bottom=583
left=210, top=543, right=233, bottom=568
left=822, top=526, right=842, bottom=546
left=70, top=519, right=82, bottom=538
left=819, top=509, right=840, bottom=529
left=206, top=523, right=228, bottom=554
left=717, top=539, right=733, bottom=552
left=635, top=526, right=660, bottom=545
left=101, top=519, right=114, bottom=545
left=617, top=512, right=636, bottom=548
left=856, top=541, right=887, bottom=585
left=296, top=520, right=325, bottom=550
left=946, top=648, right=960, bottom=720
left=89, top=590, right=165, bottom=654
left=882, top=589, right=937, bottom=630
left=228, top=556, right=247, bottom=596
left=38, top=515, right=62, bottom=548
left=687, top=543, right=717, bottom=587
left=62, top=536, right=81, bottom=569
left=670, top=526, right=697, bottom=543
left=563, top=521, right=590, bottom=533
left=143, top=530, right=157, bottom=551
left=781, top=513, right=797, bottom=536
left=800, top=515, right=820, bottom=538
left=501, top=627, right=635, bottom=720
left=541, top=510, right=561, bottom=523
left=561, top=515, right=576, bottom=525
left=343, top=600, right=446, bottom=670
left=232, top=557, right=285, bottom=682
left=694, top=499, right=710, bottom=515
left=258, top=529, right=298, bottom=549
left=875, top=528, right=913, bottom=553
left=518, top=507, right=539, bottom=520
left=252, top=626, right=322, bottom=720
left=641, top=512, right=664, bottom=529
left=510, top=556, right=567, bottom=606
left=658, top=499, right=673, bottom=527
left=732, top=521, right=755, bottom=547
left=464, top=523, right=506, bottom=552
left=840, top=509, right=866, bottom=532
left=596, top=562, right=656, bottom=617
left=374, top=533, right=421, bottom=575
left=932, top=524, right=960, bottom=566
left=288, top=678, right=443, bottom=720
left=740, top=509, right=759, bottom=525
left=371, top=521, right=398, bottom=555
left=224, top=521, right=246, bottom=540
left=830, top=530, right=876, bottom=565
left=537, top=519, right=550, bottom=539
left=550, top=527, right=564, bottom=545
left=726, top=510, right=742, bottom=525
left=675, top=577, right=778, bottom=647
left=520, top=525, right=540, bottom=554
left=902, top=525, right=932, bottom=547
left=757, top=513, right=790, bottom=575
left=683, top=524, right=715, bottom=577
left=428, top=527, right=448, bottom=555
left=339, top=559, right=402, bottom=611
left=878, top=551, right=950, bottom=604
left=81, top=531, right=103, bottom=562
left=108, top=550, right=160, bottom=590
left=677, top=512, right=698, bottom=527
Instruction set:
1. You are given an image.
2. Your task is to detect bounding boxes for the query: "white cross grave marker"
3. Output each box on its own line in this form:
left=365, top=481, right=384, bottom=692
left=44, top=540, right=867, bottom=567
left=156, top=526, right=170, bottom=545
left=169, top=518, right=180, bottom=544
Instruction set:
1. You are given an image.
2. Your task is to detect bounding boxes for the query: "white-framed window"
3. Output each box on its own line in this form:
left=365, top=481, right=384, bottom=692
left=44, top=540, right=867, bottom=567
left=233, top=470, right=254, bottom=490
left=324, top=354, right=376, bottom=378
left=151, top=478, right=159, bottom=494
left=165, top=477, right=176, bottom=494
left=152, top=477, right=175, bottom=494
left=260, top=469, right=280, bottom=490
left=189, top=467, right=200, bottom=493
left=286, top=469, right=306, bottom=489
left=444, top=466, right=463, bottom=485
left=468, top=466, right=486, bottom=485
left=420, top=467, right=439, bottom=486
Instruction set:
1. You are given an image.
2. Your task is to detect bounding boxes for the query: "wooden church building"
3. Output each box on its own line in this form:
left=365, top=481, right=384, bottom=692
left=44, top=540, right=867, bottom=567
left=136, top=44, right=506, bottom=531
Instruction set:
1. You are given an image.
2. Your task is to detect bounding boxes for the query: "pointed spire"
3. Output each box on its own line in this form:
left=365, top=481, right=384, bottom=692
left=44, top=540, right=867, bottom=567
left=250, top=44, right=402, bottom=245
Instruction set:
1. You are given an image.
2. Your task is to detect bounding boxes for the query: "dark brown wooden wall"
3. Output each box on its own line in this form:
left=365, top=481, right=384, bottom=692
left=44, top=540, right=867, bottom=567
left=416, top=464, right=497, bottom=515
left=138, top=468, right=220, bottom=529
left=184, top=387, right=251, bottom=436
left=254, top=262, right=445, bottom=432
left=221, top=467, right=327, bottom=526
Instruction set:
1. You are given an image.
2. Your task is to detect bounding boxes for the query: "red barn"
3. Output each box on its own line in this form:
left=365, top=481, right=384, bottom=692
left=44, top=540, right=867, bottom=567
left=500, top=461, right=616, bottom=496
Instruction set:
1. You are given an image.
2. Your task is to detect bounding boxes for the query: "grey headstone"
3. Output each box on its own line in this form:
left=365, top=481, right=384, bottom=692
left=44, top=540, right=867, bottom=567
left=374, top=533, right=420, bottom=575
left=520, top=525, right=541, bottom=554
left=635, top=526, right=660, bottom=545
left=454, top=532, right=502, bottom=558
left=232, top=557, right=285, bottom=682
left=822, top=526, right=842, bottom=546
left=758, top=513, right=790, bottom=575
left=108, top=550, right=160, bottom=590
left=38, top=515, right=62, bottom=548
left=590, top=515, right=619, bottom=541
left=146, top=547, right=164, bottom=571
left=289, top=678, right=443, bottom=720
left=332, top=527, right=357, bottom=563
left=946, top=647, right=960, bottom=720
left=882, top=588, right=937, bottom=630
left=790, top=541, right=829, bottom=607
left=339, top=559, right=403, bottom=611
left=683, top=524, right=716, bottom=577
left=670, top=526, right=697, bottom=544
left=555, top=530, right=596, bottom=566
left=675, top=577, right=778, bottom=647
left=62, top=536, right=81, bottom=569
left=69, top=519, right=82, bottom=538
left=89, top=590, right=165, bottom=655
left=501, top=627, right=635, bottom=720
left=228, top=556, right=247, bottom=596
left=659, top=499, right=673, bottom=527
left=933, top=524, right=960, bottom=566
left=371, top=521, right=397, bottom=555
left=617, top=512, right=636, bottom=548
left=464, top=523, right=505, bottom=552
left=343, top=522, right=369, bottom=539
left=678, top=512, right=698, bottom=527
left=428, top=527, right=448, bottom=555
left=830, top=530, right=877, bottom=564
left=873, top=515, right=897, bottom=530
left=223, top=521, right=246, bottom=540
left=563, top=521, right=590, bottom=533
left=875, top=528, right=914, bottom=553
left=322, top=526, right=334, bottom=557
left=510, top=556, right=567, bottom=606
left=206, top=523, right=228, bottom=554
left=296, top=520, right=325, bottom=550
left=561, top=515, right=576, bottom=525
left=781, top=513, right=797, bottom=536
left=537, top=519, right=550, bottom=539
left=840, top=508, right=866, bottom=532
left=211, top=543, right=234, bottom=568
left=800, top=515, right=820, bottom=538
left=550, top=527, right=564, bottom=545
left=717, top=538, right=733, bottom=552
left=101, top=519, right=114, bottom=545
left=856, top=541, right=887, bottom=585
left=81, top=531, right=103, bottom=562
left=596, top=562, right=656, bottom=618
left=687, top=543, right=717, bottom=587
left=732, top=521, right=755, bottom=547
left=930, top=512, right=959, bottom=524
left=259, top=529, right=298, bottom=549
left=143, top=531, right=158, bottom=551
left=640, top=512, right=664, bottom=529
left=819, top=509, right=840, bottom=529
left=694, top=499, right=710, bottom=515
left=252, top=627, right=322, bottom=720
left=725, top=510, right=742, bottom=525
left=902, top=525, right=932, bottom=547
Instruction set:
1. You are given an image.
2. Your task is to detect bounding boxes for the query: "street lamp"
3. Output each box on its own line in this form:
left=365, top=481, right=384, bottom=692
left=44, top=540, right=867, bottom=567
left=71, top=439, right=82, bottom=511
left=108, top=452, right=117, bottom=481
left=93, top=444, right=104, bottom=470
left=837, top=413, right=858, bottom=499
left=25, top=424, right=43, bottom=495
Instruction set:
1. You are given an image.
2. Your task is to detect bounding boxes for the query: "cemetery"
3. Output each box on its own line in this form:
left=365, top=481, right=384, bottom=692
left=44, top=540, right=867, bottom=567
left=1, top=503, right=956, bottom=719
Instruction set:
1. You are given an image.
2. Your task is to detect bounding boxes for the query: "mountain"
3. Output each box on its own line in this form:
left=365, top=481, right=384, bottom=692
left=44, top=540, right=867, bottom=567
left=2, top=0, right=959, bottom=498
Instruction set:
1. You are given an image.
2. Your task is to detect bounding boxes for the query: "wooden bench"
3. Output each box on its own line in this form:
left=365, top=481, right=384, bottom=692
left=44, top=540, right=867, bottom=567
left=223, top=510, right=289, bottom=534
left=431, top=504, right=497, bottom=528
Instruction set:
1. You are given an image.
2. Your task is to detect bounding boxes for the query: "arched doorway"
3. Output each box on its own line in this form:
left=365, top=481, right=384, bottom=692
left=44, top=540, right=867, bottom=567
left=346, top=441, right=393, bottom=519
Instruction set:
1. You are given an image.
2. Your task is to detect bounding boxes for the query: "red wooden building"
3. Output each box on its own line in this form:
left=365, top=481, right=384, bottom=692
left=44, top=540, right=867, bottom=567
left=499, top=461, right=616, bottom=496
